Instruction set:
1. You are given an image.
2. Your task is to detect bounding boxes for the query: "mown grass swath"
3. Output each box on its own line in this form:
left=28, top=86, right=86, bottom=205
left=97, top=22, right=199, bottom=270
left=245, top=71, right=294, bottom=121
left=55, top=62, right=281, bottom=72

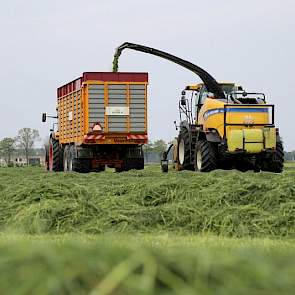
left=0, top=234, right=294, bottom=294
left=0, top=166, right=294, bottom=237
left=0, top=165, right=294, bottom=294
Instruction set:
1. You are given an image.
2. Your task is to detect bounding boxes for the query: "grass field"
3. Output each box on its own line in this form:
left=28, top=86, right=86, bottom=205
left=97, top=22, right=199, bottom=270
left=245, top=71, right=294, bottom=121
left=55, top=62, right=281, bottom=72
left=0, top=164, right=294, bottom=294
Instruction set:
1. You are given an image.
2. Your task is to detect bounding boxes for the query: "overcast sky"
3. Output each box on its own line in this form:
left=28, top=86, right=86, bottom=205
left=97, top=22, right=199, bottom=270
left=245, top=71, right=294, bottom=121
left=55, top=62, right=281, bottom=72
left=0, top=0, right=294, bottom=150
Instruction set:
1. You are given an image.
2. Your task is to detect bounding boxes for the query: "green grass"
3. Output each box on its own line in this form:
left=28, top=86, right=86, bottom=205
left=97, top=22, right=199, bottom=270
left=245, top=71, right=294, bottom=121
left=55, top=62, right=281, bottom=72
left=0, top=234, right=294, bottom=295
left=284, top=161, right=295, bottom=169
left=0, top=166, right=294, bottom=237
left=0, top=166, right=294, bottom=294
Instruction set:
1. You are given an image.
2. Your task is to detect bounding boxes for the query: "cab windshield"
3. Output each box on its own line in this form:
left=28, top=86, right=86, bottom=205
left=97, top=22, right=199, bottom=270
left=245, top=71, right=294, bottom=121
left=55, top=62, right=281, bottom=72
left=197, top=84, right=235, bottom=105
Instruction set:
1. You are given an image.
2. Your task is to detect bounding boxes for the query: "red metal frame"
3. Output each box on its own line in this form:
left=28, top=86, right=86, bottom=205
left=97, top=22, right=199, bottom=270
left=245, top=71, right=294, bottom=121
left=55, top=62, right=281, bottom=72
left=57, top=72, right=148, bottom=98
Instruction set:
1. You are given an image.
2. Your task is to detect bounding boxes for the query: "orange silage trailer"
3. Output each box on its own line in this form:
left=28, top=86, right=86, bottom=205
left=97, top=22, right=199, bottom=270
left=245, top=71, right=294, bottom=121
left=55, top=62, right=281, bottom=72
left=44, top=72, right=148, bottom=172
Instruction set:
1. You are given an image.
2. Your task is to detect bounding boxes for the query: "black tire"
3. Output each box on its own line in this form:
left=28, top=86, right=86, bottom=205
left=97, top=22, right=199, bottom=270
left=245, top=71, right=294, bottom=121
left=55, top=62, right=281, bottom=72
left=194, top=140, right=218, bottom=172
left=73, top=159, right=91, bottom=173
left=118, top=146, right=144, bottom=172
left=116, top=158, right=144, bottom=172
left=115, top=167, right=124, bottom=173
left=49, top=137, right=63, bottom=172
left=127, top=158, right=144, bottom=170
left=177, top=128, right=194, bottom=171
left=63, top=145, right=71, bottom=172
left=65, top=145, right=91, bottom=173
left=44, top=144, right=49, bottom=170
left=262, top=141, right=284, bottom=173
left=161, top=163, right=168, bottom=173
left=94, top=165, right=105, bottom=172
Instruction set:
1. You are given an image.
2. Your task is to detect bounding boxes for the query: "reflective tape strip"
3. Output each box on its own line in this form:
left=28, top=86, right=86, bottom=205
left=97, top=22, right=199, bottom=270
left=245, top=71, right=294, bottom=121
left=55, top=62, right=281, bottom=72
left=84, top=135, right=105, bottom=140
left=127, top=134, right=148, bottom=140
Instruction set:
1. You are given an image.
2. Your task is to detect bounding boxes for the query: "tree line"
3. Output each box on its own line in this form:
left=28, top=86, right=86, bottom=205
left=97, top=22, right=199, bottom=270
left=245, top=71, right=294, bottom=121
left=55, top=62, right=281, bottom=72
left=0, top=128, right=40, bottom=165
left=143, top=139, right=171, bottom=163
left=285, top=151, right=295, bottom=161
left=1, top=132, right=294, bottom=166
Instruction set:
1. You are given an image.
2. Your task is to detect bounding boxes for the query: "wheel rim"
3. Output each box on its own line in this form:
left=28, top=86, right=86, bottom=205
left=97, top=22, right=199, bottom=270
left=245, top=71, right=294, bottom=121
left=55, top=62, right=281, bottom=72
left=196, top=149, right=202, bottom=170
left=178, top=139, right=185, bottom=165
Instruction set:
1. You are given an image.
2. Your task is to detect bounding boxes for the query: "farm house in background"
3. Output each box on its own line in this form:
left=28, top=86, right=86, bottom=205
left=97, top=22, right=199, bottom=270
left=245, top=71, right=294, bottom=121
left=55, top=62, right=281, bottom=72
left=0, top=148, right=45, bottom=167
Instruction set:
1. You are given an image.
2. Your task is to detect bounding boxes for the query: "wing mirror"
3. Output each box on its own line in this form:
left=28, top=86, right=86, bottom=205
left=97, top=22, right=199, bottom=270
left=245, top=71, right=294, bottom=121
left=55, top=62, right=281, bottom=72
left=42, top=113, right=58, bottom=122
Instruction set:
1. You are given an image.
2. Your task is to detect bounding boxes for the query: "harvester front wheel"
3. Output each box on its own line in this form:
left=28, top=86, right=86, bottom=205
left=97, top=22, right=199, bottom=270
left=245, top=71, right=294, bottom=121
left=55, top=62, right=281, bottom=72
left=194, top=140, right=217, bottom=172
left=262, top=141, right=284, bottom=173
left=177, top=129, right=194, bottom=171
left=48, top=137, right=63, bottom=172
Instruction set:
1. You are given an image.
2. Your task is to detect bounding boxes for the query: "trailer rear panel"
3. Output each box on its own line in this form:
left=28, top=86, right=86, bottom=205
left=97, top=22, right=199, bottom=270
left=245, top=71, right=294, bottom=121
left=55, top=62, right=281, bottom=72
left=57, top=72, right=148, bottom=145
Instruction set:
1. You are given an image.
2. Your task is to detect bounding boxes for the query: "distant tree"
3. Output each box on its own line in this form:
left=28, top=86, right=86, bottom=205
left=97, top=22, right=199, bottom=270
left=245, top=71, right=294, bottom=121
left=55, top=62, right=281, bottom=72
left=152, top=139, right=167, bottom=157
left=285, top=151, right=295, bottom=161
left=0, top=137, right=15, bottom=164
left=143, top=141, right=154, bottom=162
left=16, top=128, right=40, bottom=165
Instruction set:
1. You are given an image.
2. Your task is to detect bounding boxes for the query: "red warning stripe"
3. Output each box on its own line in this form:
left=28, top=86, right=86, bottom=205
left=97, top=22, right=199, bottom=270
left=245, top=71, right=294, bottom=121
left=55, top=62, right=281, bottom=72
left=127, top=135, right=148, bottom=140
left=84, top=135, right=105, bottom=140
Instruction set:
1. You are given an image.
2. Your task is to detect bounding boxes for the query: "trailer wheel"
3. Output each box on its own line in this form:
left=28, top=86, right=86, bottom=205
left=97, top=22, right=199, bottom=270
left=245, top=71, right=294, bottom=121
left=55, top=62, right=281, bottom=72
left=44, top=144, right=49, bottom=170
left=194, top=140, right=217, bottom=172
left=73, top=159, right=91, bottom=173
left=129, top=158, right=144, bottom=170
left=177, top=129, right=194, bottom=171
left=116, top=158, right=144, bottom=172
left=63, top=145, right=71, bottom=172
left=262, top=141, right=284, bottom=173
left=94, top=165, right=105, bottom=172
left=64, top=145, right=91, bottom=173
left=72, top=146, right=91, bottom=173
left=48, top=137, right=63, bottom=172
left=115, top=167, right=124, bottom=173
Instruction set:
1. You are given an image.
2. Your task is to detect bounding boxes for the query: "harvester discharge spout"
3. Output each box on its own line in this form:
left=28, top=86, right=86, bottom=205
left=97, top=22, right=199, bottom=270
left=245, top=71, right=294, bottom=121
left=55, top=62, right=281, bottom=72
left=112, top=42, right=226, bottom=100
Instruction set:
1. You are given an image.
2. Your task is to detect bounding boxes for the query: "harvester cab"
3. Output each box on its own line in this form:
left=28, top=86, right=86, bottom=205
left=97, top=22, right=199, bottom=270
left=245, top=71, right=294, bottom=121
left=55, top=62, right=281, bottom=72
left=179, top=83, right=243, bottom=124
left=113, top=42, right=284, bottom=173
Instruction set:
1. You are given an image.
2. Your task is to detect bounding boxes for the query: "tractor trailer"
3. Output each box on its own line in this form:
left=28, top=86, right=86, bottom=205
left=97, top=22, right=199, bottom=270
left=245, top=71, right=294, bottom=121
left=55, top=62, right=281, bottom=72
left=43, top=72, right=148, bottom=172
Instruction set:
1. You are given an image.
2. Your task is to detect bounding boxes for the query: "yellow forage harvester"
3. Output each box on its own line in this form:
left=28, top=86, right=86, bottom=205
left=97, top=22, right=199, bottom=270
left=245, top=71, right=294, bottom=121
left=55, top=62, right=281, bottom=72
left=173, top=82, right=283, bottom=172
left=112, top=42, right=283, bottom=173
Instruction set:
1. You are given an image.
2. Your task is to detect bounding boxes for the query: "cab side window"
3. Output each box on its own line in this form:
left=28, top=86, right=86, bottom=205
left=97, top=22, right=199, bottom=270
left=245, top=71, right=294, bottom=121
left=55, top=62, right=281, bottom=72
left=197, top=86, right=208, bottom=106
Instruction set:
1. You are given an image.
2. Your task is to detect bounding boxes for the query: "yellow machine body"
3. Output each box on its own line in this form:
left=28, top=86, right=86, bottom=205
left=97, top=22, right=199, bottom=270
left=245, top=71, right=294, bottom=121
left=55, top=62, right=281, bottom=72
left=192, top=83, right=276, bottom=154
left=227, top=128, right=276, bottom=153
